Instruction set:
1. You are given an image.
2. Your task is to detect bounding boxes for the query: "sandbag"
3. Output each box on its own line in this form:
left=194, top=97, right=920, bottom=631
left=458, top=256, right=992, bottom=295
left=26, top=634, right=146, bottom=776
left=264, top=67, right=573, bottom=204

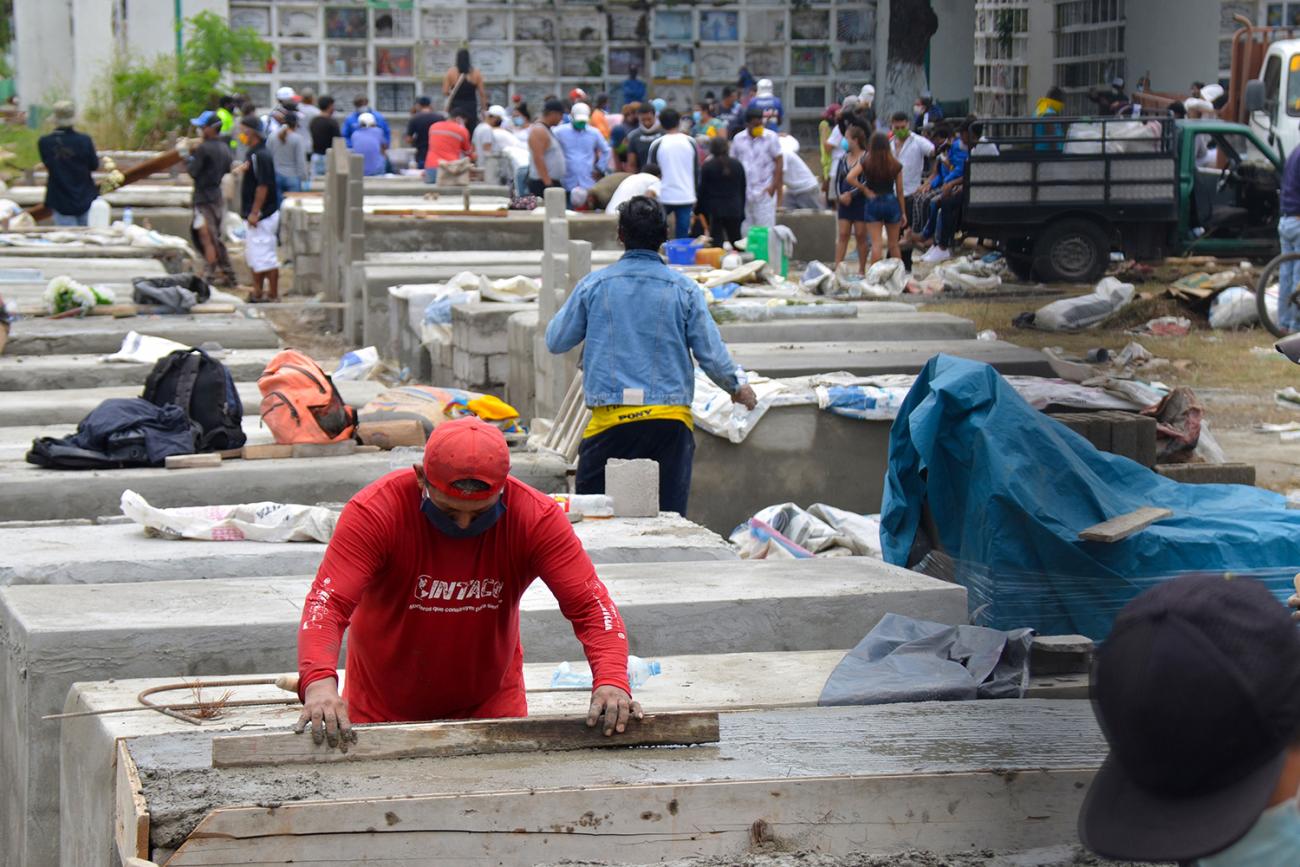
left=120, top=489, right=338, bottom=542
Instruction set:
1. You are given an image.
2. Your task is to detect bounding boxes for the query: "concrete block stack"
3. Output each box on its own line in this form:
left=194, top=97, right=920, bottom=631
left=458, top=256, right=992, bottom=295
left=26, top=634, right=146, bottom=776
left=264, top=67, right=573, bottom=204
left=451, top=302, right=535, bottom=397
left=1048, top=410, right=1159, bottom=467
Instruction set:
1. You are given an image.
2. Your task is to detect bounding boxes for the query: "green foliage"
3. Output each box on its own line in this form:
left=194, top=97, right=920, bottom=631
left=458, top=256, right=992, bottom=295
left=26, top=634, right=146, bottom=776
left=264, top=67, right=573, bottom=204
left=0, top=124, right=40, bottom=180
left=85, top=11, right=270, bottom=149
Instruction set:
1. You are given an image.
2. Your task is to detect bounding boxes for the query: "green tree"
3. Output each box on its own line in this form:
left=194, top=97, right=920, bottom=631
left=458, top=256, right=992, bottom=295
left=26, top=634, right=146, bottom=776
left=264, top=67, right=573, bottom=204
left=87, top=11, right=270, bottom=148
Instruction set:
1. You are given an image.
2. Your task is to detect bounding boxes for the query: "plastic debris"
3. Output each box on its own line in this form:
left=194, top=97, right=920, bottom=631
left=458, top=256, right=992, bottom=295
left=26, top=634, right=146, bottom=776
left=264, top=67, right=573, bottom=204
left=333, top=346, right=380, bottom=381
left=1030, top=277, right=1134, bottom=331
left=1129, top=316, right=1192, bottom=337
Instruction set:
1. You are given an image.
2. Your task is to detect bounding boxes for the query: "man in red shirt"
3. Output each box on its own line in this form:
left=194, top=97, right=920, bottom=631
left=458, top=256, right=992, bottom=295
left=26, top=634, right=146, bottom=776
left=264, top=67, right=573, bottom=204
left=295, top=417, right=641, bottom=749
left=423, top=110, right=475, bottom=184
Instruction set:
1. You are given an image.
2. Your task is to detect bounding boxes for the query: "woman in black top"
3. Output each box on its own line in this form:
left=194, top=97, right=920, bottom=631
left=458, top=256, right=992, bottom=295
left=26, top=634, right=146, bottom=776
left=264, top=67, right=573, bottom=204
left=849, top=130, right=907, bottom=263
left=833, top=123, right=869, bottom=275
left=697, top=137, right=747, bottom=246
left=443, top=49, right=487, bottom=134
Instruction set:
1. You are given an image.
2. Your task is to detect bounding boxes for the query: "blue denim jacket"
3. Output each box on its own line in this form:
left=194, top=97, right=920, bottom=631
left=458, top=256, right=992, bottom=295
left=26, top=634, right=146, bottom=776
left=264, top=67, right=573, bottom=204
left=544, top=250, right=743, bottom=406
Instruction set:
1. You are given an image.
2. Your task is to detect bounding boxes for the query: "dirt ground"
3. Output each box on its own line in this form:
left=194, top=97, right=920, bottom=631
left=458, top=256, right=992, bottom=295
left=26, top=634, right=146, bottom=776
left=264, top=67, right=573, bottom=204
left=926, top=283, right=1300, bottom=494
left=540, top=845, right=1170, bottom=867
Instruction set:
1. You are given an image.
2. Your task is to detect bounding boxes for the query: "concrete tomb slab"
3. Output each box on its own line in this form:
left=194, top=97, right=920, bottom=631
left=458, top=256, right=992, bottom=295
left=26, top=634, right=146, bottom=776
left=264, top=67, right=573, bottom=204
left=0, top=513, right=736, bottom=585
left=0, top=416, right=275, bottom=463
left=7, top=314, right=279, bottom=356
left=729, top=340, right=1054, bottom=378
left=0, top=255, right=168, bottom=283
left=130, top=701, right=1102, bottom=863
left=2, top=558, right=965, bottom=867
left=60, top=650, right=840, bottom=864
left=716, top=311, right=976, bottom=344
left=0, top=348, right=284, bottom=391
left=0, top=379, right=383, bottom=427
left=0, top=449, right=568, bottom=521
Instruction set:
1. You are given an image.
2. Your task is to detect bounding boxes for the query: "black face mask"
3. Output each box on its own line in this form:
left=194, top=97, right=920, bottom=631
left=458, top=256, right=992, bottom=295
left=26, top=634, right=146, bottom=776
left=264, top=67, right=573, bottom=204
left=420, top=493, right=505, bottom=538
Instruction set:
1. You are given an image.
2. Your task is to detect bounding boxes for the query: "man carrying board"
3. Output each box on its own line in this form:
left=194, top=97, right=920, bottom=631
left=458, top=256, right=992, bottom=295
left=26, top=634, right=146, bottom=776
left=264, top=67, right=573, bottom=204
left=296, top=417, right=642, bottom=748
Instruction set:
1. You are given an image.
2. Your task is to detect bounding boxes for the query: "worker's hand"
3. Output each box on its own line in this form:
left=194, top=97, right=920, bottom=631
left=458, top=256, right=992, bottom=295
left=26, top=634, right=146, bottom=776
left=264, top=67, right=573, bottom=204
left=731, top=384, right=758, bottom=411
left=587, top=685, right=643, bottom=736
left=764, top=183, right=779, bottom=198
left=247, top=212, right=260, bottom=228
left=175, top=138, right=192, bottom=158
left=838, top=192, right=852, bottom=206
left=293, top=678, right=356, bottom=751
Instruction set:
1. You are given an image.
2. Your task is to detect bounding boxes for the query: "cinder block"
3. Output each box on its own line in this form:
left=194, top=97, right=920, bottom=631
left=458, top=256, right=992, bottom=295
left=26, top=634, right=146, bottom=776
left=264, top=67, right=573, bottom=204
left=487, top=352, right=510, bottom=385
left=452, top=303, right=536, bottom=357
left=508, top=310, right=538, bottom=419
left=452, top=349, right=488, bottom=386
left=1104, top=412, right=1137, bottom=462
left=1155, top=462, right=1256, bottom=486
left=1030, top=634, right=1095, bottom=675
left=1133, top=415, right=1158, bottom=468
left=607, top=459, right=659, bottom=517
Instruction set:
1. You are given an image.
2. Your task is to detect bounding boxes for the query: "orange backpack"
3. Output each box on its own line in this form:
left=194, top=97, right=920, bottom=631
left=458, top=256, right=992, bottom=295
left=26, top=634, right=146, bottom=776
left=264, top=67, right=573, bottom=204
left=257, top=350, right=357, bottom=445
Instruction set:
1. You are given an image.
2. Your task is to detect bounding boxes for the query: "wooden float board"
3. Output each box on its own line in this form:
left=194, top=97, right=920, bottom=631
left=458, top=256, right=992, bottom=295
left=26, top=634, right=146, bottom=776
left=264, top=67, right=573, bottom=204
left=114, top=741, right=150, bottom=864
left=211, top=711, right=721, bottom=768
left=1078, top=506, right=1173, bottom=543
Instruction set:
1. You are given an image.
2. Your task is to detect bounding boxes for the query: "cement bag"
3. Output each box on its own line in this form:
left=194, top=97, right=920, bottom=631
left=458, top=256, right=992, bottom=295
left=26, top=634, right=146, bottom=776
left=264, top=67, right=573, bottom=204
left=730, top=502, right=875, bottom=559
left=423, top=289, right=480, bottom=326
left=806, top=504, right=883, bottom=557
left=1208, top=286, right=1259, bottom=329
left=1033, top=276, right=1134, bottom=331
left=101, top=331, right=191, bottom=364
left=120, top=489, right=337, bottom=542
left=801, top=260, right=835, bottom=294
left=357, top=385, right=524, bottom=437
left=482, top=275, right=540, bottom=303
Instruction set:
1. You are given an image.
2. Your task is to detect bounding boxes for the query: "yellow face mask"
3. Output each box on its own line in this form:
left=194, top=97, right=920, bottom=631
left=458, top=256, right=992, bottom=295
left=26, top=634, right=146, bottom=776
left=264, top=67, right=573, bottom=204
left=237, top=132, right=249, bottom=146
left=749, top=125, right=764, bottom=138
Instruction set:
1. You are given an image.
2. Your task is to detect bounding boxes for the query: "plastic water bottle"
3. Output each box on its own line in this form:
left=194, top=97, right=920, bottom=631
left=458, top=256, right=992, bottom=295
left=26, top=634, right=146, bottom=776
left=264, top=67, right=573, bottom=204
left=549, top=656, right=661, bottom=689
left=122, top=208, right=134, bottom=227
left=626, top=656, right=661, bottom=689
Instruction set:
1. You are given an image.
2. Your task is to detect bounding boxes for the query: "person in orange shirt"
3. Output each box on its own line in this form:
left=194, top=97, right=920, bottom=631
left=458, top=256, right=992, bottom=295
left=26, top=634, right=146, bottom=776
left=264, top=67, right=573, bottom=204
left=590, top=93, right=613, bottom=140
left=423, top=110, right=475, bottom=184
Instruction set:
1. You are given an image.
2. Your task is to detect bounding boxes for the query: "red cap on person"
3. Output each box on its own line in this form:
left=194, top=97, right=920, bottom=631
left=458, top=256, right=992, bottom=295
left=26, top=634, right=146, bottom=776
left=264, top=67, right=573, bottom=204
left=422, top=417, right=510, bottom=501
left=569, top=87, right=588, bottom=103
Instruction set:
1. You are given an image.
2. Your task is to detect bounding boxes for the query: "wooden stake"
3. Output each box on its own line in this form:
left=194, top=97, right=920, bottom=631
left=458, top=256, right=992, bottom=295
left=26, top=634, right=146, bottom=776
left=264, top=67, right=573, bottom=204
left=1078, top=507, right=1173, bottom=543
left=211, top=711, right=720, bottom=768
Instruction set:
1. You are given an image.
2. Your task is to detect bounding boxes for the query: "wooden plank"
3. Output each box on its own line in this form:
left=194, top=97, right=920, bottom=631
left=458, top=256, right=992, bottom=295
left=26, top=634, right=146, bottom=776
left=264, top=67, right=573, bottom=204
left=115, top=741, right=150, bottom=864
left=211, top=711, right=720, bottom=768
left=25, top=147, right=187, bottom=223
left=164, top=769, right=1095, bottom=866
left=240, top=443, right=294, bottom=461
left=291, top=440, right=358, bottom=459
left=164, top=453, right=223, bottom=470
left=1078, top=506, right=1173, bottom=543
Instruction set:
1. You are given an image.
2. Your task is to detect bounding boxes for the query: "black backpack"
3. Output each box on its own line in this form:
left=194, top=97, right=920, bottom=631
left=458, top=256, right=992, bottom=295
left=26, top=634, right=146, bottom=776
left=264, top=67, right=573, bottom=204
left=143, top=349, right=247, bottom=451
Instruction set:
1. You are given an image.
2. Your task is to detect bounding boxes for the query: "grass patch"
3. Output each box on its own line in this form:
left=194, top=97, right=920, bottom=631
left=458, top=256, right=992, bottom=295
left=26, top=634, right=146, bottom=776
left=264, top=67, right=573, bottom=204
left=0, top=124, right=41, bottom=175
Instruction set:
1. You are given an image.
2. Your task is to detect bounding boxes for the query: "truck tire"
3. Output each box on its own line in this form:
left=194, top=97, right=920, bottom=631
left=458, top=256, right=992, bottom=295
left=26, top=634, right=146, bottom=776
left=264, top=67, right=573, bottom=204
left=1032, top=219, right=1110, bottom=284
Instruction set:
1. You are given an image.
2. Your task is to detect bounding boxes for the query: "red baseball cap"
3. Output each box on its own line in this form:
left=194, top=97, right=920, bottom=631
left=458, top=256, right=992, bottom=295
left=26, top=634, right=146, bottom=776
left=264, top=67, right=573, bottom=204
left=422, top=417, right=510, bottom=500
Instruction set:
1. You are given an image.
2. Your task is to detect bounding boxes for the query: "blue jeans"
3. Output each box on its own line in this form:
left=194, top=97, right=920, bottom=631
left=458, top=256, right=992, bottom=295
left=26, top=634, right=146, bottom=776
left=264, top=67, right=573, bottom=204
left=515, top=166, right=529, bottom=197
left=53, top=210, right=89, bottom=227
left=424, top=167, right=438, bottom=184
left=1281, top=216, right=1300, bottom=331
left=311, top=154, right=327, bottom=176
left=664, top=203, right=694, bottom=239
left=276, top=174, right=307, bottom=193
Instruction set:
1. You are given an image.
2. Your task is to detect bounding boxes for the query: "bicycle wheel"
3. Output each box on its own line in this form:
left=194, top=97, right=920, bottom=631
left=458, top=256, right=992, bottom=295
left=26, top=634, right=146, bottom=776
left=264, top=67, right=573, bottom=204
left=1255, top=252, right=1300, bottom=337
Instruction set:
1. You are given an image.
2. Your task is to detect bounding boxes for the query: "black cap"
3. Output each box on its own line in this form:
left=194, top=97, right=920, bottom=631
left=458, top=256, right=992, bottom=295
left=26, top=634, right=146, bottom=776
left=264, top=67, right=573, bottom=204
left=1080, top=574, right=1300, bottom=861
left=417, top=95, right=432, bottom=107
left=239, top=115, right=264, bottom=135
left=543, top=98, right=565, bottom=115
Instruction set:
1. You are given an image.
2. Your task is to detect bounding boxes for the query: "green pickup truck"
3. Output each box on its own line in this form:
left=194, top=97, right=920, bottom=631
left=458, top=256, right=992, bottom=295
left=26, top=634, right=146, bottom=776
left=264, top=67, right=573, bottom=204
left=961, top=116, right=1283, bottom=283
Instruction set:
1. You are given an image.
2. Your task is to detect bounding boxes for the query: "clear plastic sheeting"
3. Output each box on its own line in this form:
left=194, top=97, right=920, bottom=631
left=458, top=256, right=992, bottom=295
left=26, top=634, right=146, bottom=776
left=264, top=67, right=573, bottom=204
left=120, top=489, right=338, bottom=542
left=817, top=613, right=1034, bottom=706
left=731, top=502, right=882, bottom=559
left=882, top=355, right=1300, bottom=637
left=1031, top=277, right=1134, bottom=331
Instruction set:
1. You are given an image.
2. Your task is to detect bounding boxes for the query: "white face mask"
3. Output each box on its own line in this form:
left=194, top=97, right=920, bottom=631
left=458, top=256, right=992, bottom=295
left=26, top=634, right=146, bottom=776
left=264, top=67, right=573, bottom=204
left=1197, top=797, right=1300, bottom=867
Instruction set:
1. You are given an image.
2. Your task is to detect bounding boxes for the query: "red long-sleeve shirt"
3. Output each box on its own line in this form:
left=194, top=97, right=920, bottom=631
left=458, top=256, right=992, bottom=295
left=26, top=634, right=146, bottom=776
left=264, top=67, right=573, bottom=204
left=298, top=470, right=630, bottom=723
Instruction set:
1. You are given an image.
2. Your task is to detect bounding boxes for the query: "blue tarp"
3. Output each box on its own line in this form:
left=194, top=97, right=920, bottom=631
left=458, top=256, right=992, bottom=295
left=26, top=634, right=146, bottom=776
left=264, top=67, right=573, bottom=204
left=881, top=355, right=1300, bottom=639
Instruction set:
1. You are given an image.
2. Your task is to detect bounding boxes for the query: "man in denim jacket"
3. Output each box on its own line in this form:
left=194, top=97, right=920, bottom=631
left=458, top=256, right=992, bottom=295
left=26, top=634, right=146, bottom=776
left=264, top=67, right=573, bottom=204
left=545, top=196, right=757, bottom=516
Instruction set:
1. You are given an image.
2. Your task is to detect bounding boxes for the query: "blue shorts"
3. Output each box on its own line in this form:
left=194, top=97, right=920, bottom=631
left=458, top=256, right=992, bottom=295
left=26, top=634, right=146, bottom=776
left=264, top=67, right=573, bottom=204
left=865, top=194, right=901, bottom=224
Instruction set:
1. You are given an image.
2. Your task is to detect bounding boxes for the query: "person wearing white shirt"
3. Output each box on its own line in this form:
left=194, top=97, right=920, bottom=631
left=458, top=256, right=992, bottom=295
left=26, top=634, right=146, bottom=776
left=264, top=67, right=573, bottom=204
left=779, top=133, right=822, bottom=210
left=889, top=110, right=936, bottom=239
left=646, top=108, right=699, bottom=239
left=605, top=168, right=661, bottom=215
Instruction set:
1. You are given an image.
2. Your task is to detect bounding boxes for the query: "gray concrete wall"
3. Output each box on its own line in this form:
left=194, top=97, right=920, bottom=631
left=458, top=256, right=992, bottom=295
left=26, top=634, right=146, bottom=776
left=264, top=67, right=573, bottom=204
left=929, top=0, right=977, bottom=105
left=690, top=406, right=893, bottom=535
left=6, top=314, right=279, bottom=356
left=1126, top=0, right=1221, bottom=94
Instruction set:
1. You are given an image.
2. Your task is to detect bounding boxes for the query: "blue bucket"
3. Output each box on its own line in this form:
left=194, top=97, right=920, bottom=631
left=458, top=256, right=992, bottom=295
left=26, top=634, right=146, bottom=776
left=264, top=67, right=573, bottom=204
left=665, top=238, right=697, bottom=266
